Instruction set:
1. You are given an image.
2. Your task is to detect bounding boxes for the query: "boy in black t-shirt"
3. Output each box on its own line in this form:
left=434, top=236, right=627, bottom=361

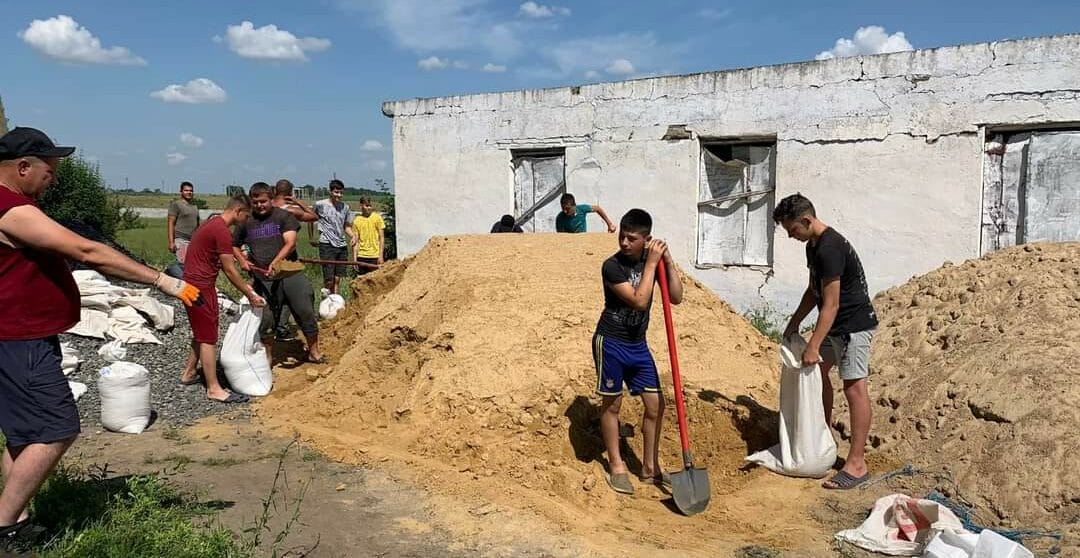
left=774, top=193, right=878, bottom=490
left=593, top=209, right=683, bottom=495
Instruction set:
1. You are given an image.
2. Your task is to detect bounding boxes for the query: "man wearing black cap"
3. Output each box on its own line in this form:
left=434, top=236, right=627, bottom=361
left=0, top=127, right=202, bottom=548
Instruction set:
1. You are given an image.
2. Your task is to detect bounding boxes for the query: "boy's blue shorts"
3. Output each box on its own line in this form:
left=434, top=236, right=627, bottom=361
left=592, top=334, right=660, bottom=397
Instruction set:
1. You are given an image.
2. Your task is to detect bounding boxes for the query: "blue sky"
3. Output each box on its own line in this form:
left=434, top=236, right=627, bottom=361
left=2, top=0, right=1078, bottom=194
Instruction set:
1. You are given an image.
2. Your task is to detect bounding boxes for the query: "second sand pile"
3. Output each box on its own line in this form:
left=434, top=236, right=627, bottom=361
left=864, top=242, right=1080, bottom=531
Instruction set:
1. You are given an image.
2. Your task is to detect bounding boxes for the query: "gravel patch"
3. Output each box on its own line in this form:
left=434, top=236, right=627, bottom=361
left=62, top=286, right=253, bottom=429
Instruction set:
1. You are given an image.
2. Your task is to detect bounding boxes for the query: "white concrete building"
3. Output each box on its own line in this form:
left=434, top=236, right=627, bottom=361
left=382, top=34, right=1080, bottom=315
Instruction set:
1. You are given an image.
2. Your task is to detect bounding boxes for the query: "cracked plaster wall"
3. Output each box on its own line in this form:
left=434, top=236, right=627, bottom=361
left=385, top=34, right=1080, bottom=315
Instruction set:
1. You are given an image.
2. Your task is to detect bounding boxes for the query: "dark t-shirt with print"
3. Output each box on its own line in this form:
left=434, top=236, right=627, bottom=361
left=806, top=227, right=878, bottom=336
left=595, top=253, right=652, bottom=343
left=232, top=207, right=300, bottom=269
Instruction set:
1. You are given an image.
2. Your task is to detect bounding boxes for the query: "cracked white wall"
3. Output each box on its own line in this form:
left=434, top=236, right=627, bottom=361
left=384, top=34, right=1080, bottom=316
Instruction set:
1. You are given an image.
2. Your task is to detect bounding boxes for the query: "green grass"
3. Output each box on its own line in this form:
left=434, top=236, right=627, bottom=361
left=743, top=304, right=784, bottom=343
left=30, top=466, right=245, bottom=558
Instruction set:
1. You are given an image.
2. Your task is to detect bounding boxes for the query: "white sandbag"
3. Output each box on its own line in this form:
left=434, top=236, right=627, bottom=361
left=97, top=361, right=152, bottom=434
left=746, top=334, right=837, bottom=478
left=318, top=293, right=346, bottom=320
left=60, top=343, right=81, bottom=375
left=107, top=306, right=161, bottom=344
left=117, top=295, right=175, bottom=330
left=66, top=308, right=110, bottom=339
left=68, top=381, right=88, bottom=401
left=97, top=339, right=127, bottom=362
left=836, top=493, right=967, bottom=555
left=220, top=306, right=273, bottom=396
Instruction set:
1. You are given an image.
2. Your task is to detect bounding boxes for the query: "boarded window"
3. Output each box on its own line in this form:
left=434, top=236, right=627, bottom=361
left=697, top=142, right=776, bottom=266
left=982, top=129, right=1080, bottom=253
left=512, top=149, right=566, bottom=233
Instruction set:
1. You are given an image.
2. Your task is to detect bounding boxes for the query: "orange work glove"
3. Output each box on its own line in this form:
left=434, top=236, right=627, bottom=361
left=154, top=272, right=201, bottom=307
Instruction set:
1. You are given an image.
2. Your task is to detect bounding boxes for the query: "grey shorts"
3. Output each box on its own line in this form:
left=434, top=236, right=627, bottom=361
left=822, top=329, right=874, bottom=381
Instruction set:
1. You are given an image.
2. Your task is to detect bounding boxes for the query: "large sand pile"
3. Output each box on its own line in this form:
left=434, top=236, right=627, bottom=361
left=259, top=235, right=850, bottom=555
left=866, top=242, right=1080, bottom=529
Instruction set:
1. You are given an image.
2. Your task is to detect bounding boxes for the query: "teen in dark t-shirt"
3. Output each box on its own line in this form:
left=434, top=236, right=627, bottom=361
left=591, top=209, right=682, bottom=496
left=774, top=193, right=876, bottom=491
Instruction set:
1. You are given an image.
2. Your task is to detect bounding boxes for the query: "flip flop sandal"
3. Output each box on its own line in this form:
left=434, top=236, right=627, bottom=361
left=307, top=355, right=328, bottom=364
left=822, top=470, right=870, bottom=490
left=606, top=472, right=634, bottom=495
left=637, top=472, right=672, bottom=488
left=215, top=392, right=250, bottom=404
left=1, top=517, right=46, bottom=550
left=179, top=375, right=202, bottom=386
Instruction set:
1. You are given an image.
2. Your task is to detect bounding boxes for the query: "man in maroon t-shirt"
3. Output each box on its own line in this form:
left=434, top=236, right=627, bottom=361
left=0, top=127, right=200, bottom=547
left=180, top=194, right=266, bottom=403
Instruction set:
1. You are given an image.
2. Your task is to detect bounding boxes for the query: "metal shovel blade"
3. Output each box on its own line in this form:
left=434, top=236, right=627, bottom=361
left=670, top=466, right=710, bottom=516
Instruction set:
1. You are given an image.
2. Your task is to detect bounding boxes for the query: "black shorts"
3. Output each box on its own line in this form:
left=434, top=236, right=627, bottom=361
left=0, top=336, right=81, bottom=448
left=318, top=243, right=350, bottom=279
left=355, top=257, right=379, bottom=277
left=253, top=275, right=318, bottom=338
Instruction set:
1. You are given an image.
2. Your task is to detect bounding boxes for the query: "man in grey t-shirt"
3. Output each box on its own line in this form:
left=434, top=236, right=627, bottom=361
left=167, top=181, right=200, bottom=264
left=313, top=179, right=356, bottom=294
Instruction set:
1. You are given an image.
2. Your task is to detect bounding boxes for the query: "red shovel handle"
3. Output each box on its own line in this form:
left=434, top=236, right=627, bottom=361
left=657, top=259, right=693, bottom=466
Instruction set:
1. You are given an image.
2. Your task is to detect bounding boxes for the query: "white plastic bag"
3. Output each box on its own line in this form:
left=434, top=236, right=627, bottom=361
left=68, top=381, right=88, bottom=401
left=220, top=306, right=273, bottom=396
left=318, top=293, right=346, bottom=320
left=97, top=339, right=127, bottom=362
left=98, top=361, right=152, bottom=434
left=60, top=343, right=81, bottom=375
left=924, top=529, right=1034, bottom=558
left=835, top=493, right=967, bottom=556
left=746, top=334, right=837, bottom=478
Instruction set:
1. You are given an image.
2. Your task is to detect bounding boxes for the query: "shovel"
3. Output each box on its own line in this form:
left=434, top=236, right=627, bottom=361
left=657, top=259, right=711, bottom=516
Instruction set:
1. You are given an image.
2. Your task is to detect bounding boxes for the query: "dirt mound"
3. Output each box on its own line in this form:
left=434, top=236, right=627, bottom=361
left=866, top=242, right=1080, bottom=529
left=258, top=235, right=848, bottom=555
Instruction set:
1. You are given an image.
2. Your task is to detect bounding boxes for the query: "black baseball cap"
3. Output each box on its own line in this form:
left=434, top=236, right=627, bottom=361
left=0, top=127, right=76, bottom=161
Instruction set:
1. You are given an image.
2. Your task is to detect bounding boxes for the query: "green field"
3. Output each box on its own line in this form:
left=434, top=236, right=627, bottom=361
left=117, top=218, right=343, bottom=303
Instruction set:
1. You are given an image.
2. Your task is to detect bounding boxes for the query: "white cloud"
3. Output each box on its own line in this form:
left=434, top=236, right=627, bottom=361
left=816, top=26, right=913, bottom=60
left=453, top=60, right=470, bottom=69
left=418, top=56, right=449, bottom=70
left=698, top=7, right=732, bottom=20
left=150, top=78, right=227, bottom=104
left=518, top=2, right=571, bottom=18
left=179, top=133, right=204, bottom=148
left=339, top=0, right=521, bottom=59
left=605, top=58, right=635, bottom=75
left=166, top=152, right=188, bottom=166
left=584, top=70, right=600, bottom=80
left=482, top=62, right=507, bottom=73
left=364, top=160, right=389, bottom=171
left=18, top=15, right=146, bottom=65
left=218, top=21, right=331, bottom=62
left=535, top=32, right=689, bottom=79
left=360, top=140, right=384, bottom=152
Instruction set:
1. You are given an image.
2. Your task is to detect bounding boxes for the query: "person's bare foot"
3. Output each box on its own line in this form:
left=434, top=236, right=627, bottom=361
left=179, top=370, right=200, bottom=385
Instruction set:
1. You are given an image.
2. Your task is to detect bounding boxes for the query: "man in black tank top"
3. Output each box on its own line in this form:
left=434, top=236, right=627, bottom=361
left=775, top=194, right=878, bottom=490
